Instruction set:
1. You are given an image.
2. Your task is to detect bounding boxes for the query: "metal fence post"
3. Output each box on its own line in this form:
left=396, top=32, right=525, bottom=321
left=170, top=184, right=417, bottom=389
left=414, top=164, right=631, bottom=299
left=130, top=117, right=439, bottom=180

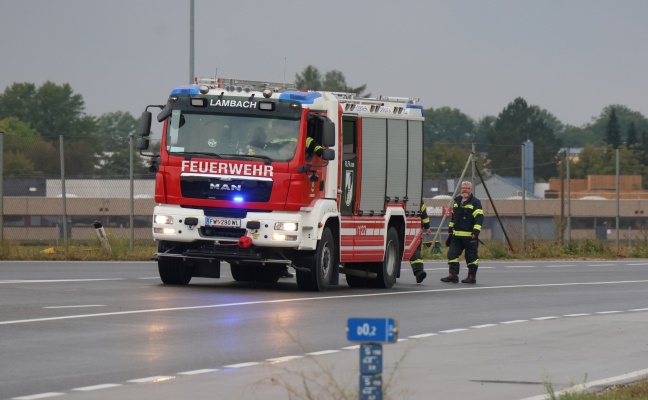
left=129, top=133, right=135, bottom=251
left=0, top=131, right=4, bottom=243
left=60, top=135, right=68, bottom=246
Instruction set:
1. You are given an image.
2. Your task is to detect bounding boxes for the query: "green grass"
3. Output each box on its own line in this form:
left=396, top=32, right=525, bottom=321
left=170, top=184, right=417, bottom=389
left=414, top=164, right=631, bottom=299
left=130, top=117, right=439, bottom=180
left=544, top=377, right=648, bottom=399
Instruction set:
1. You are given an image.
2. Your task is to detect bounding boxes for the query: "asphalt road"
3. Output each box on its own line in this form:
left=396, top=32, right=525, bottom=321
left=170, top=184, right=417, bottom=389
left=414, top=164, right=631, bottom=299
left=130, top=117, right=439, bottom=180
left=1, top=260, right=647, bottom=400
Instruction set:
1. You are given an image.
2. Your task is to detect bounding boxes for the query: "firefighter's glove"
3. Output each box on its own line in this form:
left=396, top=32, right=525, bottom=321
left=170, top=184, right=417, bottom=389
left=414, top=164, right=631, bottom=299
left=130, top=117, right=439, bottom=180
left=315, top=148, right=323, bottom=157
left=445, top=235, right=452, bottom=247
left=447, top=227, right=453, bottom=235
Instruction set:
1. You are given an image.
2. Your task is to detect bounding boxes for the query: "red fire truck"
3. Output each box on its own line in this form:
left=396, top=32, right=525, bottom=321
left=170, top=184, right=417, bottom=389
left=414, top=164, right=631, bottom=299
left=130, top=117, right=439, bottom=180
left=137, top=77, right=425, bottom=291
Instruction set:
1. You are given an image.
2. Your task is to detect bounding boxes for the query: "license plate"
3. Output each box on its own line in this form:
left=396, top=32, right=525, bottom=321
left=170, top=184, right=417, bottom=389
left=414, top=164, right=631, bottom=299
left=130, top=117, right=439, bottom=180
left=205, top=217, right=241, bottom=228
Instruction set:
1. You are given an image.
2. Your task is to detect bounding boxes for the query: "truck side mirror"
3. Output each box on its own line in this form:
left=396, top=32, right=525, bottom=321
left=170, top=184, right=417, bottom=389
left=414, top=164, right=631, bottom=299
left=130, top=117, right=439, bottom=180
left=137, top=111, right=152, bottom=150
left=321, top=120, right=335, bottom=147
left=139, top=111, right=152, bottom=137
left=136, top=137, right=149, bottom=150
left=321, top=148, right=335, bottom=161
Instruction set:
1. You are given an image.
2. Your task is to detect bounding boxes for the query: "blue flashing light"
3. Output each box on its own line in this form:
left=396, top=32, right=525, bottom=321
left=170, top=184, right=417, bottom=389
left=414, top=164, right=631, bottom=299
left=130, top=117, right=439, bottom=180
left=170, top=85, right=200, bottom=96
left=279, top=91, right=322, bottom=104
left=406, top=104, right=424, bottom=110
left=233, top=196, right=245, bottom=203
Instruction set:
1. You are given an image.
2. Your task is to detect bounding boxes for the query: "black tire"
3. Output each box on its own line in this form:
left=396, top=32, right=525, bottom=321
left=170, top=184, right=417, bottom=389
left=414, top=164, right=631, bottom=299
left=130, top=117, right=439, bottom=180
left=230, top=262, right=282, bottom=283
left=255, top=264, right=283, bottom=283
left=296, top=227, right=336, bottom=291
left=158, top=242, right=192, bottom=285
left=230, top=262, right=255, bottom=282
left=345, top=273, right=371, bottom=288
left=371, top=227, right=400, bottom=288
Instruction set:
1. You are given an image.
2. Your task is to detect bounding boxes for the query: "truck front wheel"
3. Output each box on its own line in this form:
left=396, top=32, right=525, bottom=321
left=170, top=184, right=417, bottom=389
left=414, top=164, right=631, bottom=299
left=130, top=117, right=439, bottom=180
left=296, top=227, right=336, bottom=292
left=158, top=242, right=192, bottom=285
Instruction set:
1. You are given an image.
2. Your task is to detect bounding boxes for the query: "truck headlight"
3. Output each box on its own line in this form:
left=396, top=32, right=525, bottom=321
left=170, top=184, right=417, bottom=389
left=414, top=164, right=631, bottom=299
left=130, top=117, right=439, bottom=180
left=272, top=233, right=298, bottom=241
left=274, top=222, right=298, bottom=231
left=155, top=215, right=173, bottom=224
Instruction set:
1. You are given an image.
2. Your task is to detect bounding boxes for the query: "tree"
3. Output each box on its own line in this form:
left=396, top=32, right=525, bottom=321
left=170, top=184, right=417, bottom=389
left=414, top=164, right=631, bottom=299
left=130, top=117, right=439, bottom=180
left=423, top=107, right=476, bottom=147
left=570, top=144, right=644, bottom=181
left=486, top=97, right=562, bottom=181
left=0, top=117, right=58, bottom=177
left=294, top=66, right=322, bottom=91
left=0, top=81, right=97, bottom=140
left=474, top=116, right=496, bottom=153
left=98, top=148, right=151, bottom=177
left=605, top=107, right=621, bottom=149
left=423, top=141, right=484, bottom=180
left=295, top=66, right=368, bottom=96
left=95, top=111, right=138, bottom=151
left=626, top=121, right=638, bottom=148
left=559, top=125, right=598, bottom=147
left=585, top=104, right=648, bottom=145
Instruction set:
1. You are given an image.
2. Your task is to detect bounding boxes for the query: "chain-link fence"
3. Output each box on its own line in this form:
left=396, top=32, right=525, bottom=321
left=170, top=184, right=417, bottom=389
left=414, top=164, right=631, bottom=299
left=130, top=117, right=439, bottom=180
left=2, top=137, right=647, bottom=253
left=423, top=144, right=648, bottom=253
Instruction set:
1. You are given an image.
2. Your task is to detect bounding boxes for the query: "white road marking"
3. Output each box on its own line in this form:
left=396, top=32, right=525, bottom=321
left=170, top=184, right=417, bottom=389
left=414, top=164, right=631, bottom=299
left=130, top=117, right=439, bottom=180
left=72, top=384, right=122, bottom=391
left=0, top=279, right=122, bottom=284
left=532, top=316, right=559, bottom=320
left=564, top=313, right=590, bottom=317
left=342, top=345, right=360, bottom=350
left=409, top=333, right=438, bottom=338
left=178, top=369, right=219, bottom=375
left=12, top=393, right=64, bottom=400
left=440, top=328, right=468, bottom=333
left=470, top=324, right=498, bottom=328
left=306, top=350, right=340, bottom=356
left=596, top=311, right=623, bottom=314
left=127, top=376, right=174, bottom=383
left=266, top=355, right=304, bottom=362
left=44, top=305, right=106, bottom=309
left=501, top=320, right=528, bottom=324
left=629, top=307, right=648, bottom=312
left=3, top=279, right=648, bottom=326
left=223, top=362, right=260, bottom=368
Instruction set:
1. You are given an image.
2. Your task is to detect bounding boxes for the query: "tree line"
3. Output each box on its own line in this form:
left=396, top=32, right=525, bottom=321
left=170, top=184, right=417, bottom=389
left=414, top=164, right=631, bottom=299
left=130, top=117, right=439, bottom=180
left=2, top=66, right=647, bottom=186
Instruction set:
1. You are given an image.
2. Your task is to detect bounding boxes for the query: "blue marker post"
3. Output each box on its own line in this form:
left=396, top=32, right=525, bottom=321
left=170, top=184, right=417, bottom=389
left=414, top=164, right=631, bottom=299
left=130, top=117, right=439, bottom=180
left=347, top=318, right=398, bottom=400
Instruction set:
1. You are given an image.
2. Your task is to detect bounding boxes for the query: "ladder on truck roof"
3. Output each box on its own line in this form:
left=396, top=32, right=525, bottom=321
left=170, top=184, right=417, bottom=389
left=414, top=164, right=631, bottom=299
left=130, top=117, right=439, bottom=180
left=195, top=77, right=297, bottom=92
left=194, top=76, right=420, bottom=112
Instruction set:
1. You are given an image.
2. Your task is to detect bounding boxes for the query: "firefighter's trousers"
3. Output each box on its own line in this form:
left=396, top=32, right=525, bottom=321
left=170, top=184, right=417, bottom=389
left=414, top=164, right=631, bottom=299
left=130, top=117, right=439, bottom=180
left=410, top=243, right=424, bottom=273
left=447, top=237, right=479, bottom=275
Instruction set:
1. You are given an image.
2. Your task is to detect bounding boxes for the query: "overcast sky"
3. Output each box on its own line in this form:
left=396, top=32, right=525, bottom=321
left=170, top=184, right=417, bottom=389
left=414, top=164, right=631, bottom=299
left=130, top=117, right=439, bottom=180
left=2, top=0, right=647, bottom=129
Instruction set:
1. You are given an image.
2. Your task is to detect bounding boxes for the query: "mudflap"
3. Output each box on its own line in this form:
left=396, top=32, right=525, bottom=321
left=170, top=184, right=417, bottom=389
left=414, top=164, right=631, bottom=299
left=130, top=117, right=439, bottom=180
left=186, top=258, right=221, bottom=279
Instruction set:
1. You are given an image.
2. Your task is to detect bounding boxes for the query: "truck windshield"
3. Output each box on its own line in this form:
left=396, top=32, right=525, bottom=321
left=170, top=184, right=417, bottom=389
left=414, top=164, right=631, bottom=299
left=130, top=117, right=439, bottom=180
left=166, top=111, right=300, bottom=162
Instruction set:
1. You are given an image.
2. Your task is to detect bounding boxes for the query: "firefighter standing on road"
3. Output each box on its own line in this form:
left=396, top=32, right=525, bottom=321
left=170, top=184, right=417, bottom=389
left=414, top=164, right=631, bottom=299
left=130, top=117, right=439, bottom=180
left=442, top=181, right=484, bottom=284
left=410, top=202, right=430, bottom=283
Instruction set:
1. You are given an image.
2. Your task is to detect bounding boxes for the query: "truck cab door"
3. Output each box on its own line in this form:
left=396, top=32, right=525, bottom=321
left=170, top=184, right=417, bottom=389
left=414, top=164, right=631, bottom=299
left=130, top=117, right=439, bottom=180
left=341, top=116, right=358, bottom=216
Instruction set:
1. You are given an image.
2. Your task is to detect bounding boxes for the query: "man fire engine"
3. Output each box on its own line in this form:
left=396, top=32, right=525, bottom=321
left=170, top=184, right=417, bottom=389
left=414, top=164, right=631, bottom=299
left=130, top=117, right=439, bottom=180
left=137, top=77, right=425, bottom=291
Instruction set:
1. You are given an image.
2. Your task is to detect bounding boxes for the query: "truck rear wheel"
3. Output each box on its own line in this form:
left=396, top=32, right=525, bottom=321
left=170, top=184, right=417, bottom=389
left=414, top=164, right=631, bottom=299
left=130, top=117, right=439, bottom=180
left=230, top=262, right=283, bottom=283
left=371, top=227, right=399, bottom=288
left=296, top=227, right=336, bottom=291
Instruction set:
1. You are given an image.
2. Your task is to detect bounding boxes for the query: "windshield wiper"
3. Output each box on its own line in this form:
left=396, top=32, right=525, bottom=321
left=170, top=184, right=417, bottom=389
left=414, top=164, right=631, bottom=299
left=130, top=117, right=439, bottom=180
left=177, top=151, right=222, bottom=159
left=228, top=154, right=273, bottom=164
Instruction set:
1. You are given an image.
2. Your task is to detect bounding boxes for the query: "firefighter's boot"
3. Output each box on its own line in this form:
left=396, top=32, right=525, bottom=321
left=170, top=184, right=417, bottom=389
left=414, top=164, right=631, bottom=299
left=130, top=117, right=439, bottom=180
left=440, top=264, right=459, bottom=283
left=414, top=269, right=427, bottom=283
left=461, top=265, right=477, bottom=284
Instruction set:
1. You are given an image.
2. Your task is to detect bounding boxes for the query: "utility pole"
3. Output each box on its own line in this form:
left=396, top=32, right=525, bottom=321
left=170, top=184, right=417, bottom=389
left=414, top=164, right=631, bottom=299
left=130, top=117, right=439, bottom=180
left=189, top=0, right=195, bottom=84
